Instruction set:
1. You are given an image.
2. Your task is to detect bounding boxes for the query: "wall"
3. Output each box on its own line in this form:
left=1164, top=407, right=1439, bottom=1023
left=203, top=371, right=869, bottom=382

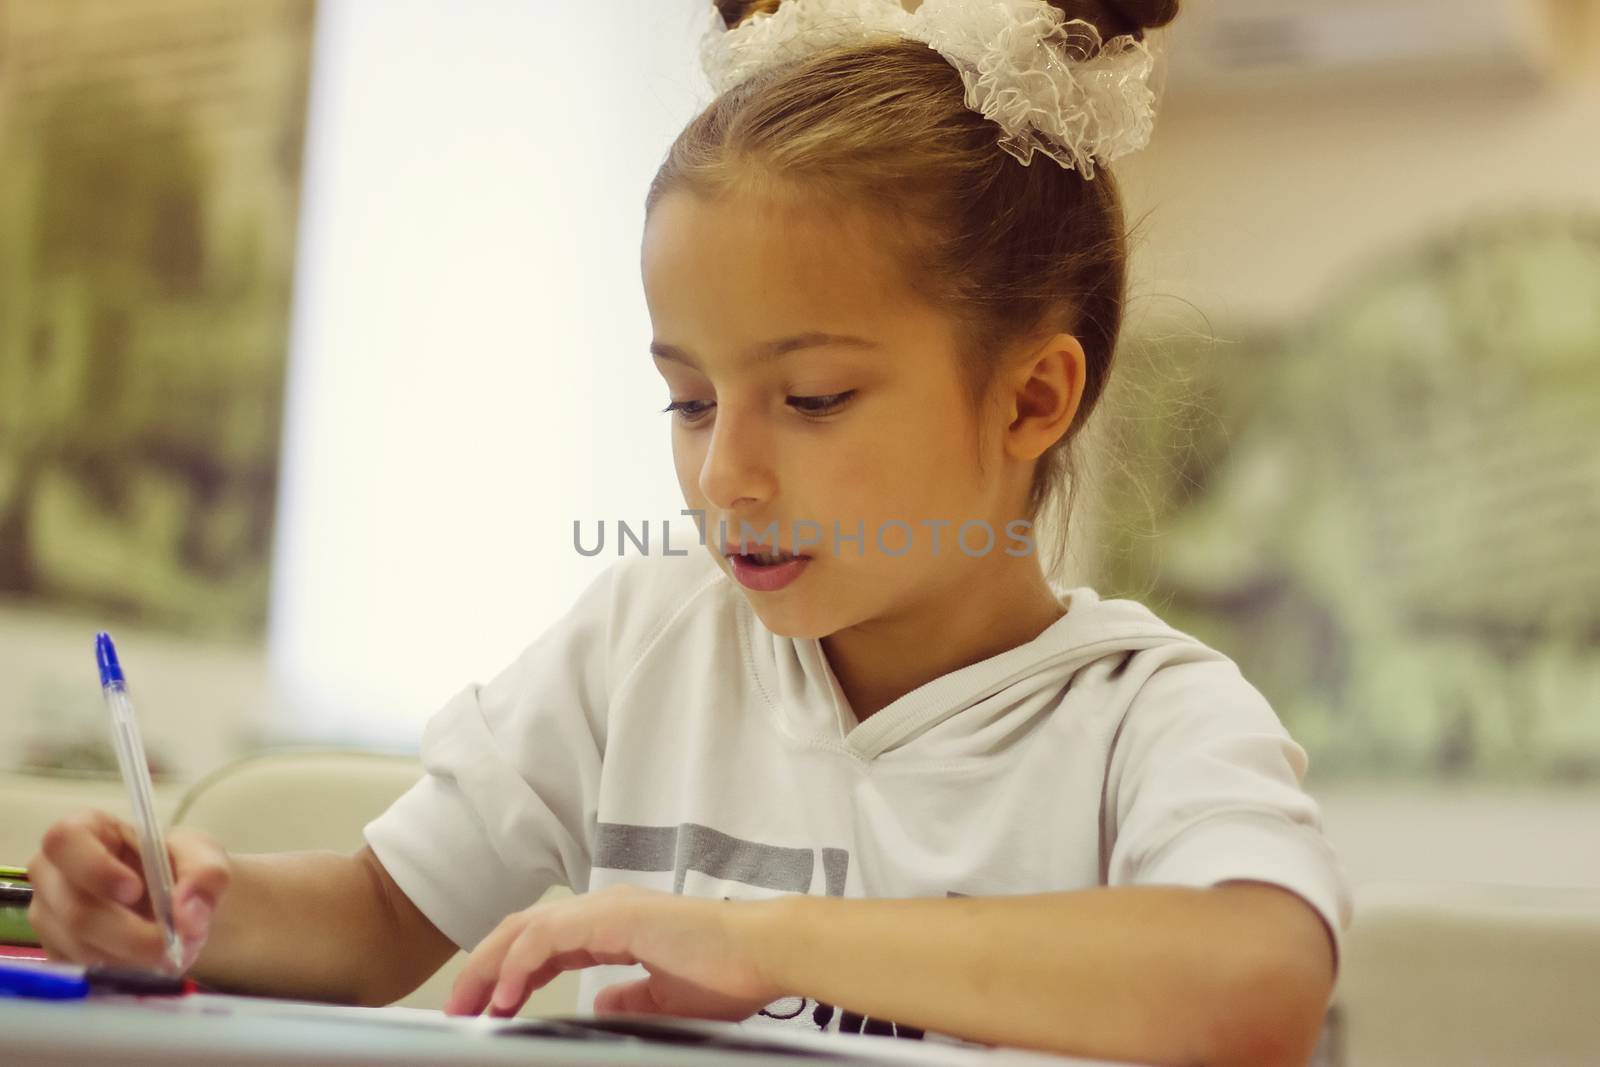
left=1112, top=32, right=1600, bottom=891
left=1116, top=37, right=1600, bottom=325
left=268, top=0, right=718, bottom=746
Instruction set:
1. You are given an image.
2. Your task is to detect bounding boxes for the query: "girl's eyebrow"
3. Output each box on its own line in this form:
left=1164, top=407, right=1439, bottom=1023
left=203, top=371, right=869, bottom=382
left=650, top=331, right=878, bottom=369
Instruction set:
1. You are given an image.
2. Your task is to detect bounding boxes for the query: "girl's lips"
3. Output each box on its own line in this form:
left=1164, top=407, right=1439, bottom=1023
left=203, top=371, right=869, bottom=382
left=720, top=541, right=797, bottom=557
left=727, top=553, right=812, bottom=592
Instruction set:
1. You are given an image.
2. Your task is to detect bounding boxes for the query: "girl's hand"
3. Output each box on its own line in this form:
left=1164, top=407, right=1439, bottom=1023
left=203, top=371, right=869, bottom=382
left=443, top=884, right=786, bottom=1020
left=28, top=809, right=232, bottom=973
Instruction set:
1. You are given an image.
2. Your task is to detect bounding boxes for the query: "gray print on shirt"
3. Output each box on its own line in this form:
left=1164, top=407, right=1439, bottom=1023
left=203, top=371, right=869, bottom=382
left=594, top=821, right=849, bottom=897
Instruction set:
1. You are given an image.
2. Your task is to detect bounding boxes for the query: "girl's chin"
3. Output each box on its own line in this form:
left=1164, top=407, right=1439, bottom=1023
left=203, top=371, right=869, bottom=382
left=743, top=600, right=834, bottom=641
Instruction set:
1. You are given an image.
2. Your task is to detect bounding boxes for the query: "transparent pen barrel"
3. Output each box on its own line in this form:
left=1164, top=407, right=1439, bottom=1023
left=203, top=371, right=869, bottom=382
left=104, top=684, right=185, bottom=972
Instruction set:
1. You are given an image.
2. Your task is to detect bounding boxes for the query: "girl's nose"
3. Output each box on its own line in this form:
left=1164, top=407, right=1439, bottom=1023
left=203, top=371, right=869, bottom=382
left=697, top=407, right=776, bottom=511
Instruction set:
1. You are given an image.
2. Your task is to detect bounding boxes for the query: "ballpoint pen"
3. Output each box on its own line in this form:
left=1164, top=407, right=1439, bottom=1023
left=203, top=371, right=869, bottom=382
left=95, top=632, right=186, bottom=975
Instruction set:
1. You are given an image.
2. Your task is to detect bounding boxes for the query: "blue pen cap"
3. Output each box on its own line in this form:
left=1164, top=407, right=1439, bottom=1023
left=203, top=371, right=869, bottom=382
left=0, top=961, right=90, bottom=1000
left=95, top=631, right=125, bottom=688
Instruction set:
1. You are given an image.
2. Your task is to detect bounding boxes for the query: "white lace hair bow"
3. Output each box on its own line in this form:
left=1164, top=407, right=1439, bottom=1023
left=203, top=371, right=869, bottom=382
left=699, top=0, right=1164, bottom=178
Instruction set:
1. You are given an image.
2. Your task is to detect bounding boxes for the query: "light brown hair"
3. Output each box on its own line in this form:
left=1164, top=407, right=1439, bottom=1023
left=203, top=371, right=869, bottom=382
left=647, top=0, right=1181, bottom=579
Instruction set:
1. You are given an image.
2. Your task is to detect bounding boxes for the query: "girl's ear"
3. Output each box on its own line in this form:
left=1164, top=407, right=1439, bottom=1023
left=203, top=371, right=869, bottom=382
left=1003, top=332, right=1085, bottom=462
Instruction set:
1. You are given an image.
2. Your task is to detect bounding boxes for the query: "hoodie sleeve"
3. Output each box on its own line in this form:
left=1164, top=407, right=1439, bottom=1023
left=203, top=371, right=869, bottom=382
left=360, top=561, right=619, bottom=953
left=1101, top=650, right=1353, bottom=972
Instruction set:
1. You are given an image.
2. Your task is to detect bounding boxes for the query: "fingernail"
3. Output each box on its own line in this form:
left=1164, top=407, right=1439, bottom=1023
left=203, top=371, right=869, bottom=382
left=117, top=880, right=141, bottom=905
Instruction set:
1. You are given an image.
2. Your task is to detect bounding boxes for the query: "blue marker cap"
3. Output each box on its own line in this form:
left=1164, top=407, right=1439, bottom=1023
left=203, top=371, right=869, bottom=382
left=95, top=631, right=125, bottom=688
left=0, top=961, right=90, bottom=1000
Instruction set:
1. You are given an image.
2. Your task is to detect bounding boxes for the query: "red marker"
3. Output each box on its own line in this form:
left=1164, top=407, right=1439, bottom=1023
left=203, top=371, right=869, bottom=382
left=84, top=964, right=202, bottom=996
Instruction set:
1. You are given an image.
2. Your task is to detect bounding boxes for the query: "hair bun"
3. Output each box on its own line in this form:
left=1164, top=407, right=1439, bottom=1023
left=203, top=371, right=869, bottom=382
left=1112, top=0, right=1180, bottom=33
left=1055, top=0, right=1180, bottom=40
left=715, top=0, right=782, bottom=30
left=718, top=1, right=1180, bottom=36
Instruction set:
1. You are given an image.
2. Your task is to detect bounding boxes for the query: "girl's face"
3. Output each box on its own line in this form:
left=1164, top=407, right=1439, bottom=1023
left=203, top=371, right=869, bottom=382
left=641, top=188, right=1038, bottom=639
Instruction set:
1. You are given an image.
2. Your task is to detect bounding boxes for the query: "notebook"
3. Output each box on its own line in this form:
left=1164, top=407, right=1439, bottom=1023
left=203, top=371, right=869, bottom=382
left=1, top=868, right=39, bottom=947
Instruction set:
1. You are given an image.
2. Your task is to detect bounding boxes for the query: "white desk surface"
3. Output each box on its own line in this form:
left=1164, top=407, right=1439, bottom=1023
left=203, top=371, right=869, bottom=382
left=0, top=993, right=1130, bottom=1067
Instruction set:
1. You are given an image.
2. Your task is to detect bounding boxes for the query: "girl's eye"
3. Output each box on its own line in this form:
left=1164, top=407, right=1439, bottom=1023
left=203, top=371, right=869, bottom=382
left=662, top=392, right=856, bottom=423
left=787, top=390, right=856, bottom=417
left=661, top=399, right=714, bottom=423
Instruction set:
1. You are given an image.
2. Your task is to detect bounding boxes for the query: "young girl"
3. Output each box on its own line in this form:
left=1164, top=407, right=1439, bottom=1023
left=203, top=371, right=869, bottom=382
left=29, top=2, right=1350, bottom=1064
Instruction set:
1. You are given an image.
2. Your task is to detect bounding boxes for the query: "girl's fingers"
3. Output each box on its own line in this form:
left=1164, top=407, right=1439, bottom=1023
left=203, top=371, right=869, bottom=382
left=28, top=866, right=166, bottom=969
left=168, top=829, right=231, bottom=942
left=444, top=961, right=499, bottom=1017
left=489, top=947, right=614, bottom=1017
left=447, top=894, right=653, bottom=1017
left=37, top=811, right=143, bottom=905
left=170, top=830, right=231, bottom=901
left=27, top=810, right=229, bottom=973
left=445, top=916, right=528, bottom=1015
left=28, top=895, right=96, bottom=968
left=489, top=923, right=556, bottom=1015
left=593, top=978, right=665, bottom=1015
left=77, top=877, right=167, bottom=966
left=71, top=913, right=169, bottom=970
left=496, top=902, right=626, bottom=1013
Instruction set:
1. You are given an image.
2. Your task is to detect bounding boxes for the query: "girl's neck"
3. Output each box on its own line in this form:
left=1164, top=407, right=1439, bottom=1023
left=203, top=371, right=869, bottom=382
left=818, top=557, right=1069, bottom=726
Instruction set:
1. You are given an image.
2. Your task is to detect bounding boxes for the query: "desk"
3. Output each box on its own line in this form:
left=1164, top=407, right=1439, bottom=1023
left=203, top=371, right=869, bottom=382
left=0, top=994, right=1128, bottom=1067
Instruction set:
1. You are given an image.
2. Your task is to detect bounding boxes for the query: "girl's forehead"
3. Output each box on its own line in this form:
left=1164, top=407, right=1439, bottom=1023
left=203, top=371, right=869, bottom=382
left=643, top=189, right=915, bottom=327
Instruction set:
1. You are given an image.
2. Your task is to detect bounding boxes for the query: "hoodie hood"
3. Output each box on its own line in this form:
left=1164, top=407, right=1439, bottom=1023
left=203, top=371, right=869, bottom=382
left=730, top=577, right=1209, bottom=761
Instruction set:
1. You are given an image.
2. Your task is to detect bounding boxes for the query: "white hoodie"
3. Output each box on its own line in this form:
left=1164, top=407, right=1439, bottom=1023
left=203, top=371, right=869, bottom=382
left=364, top=547, right=1352, bottom=1039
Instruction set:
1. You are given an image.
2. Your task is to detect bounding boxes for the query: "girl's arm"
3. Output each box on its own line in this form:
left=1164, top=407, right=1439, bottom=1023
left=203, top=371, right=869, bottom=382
left=760, top=881, right=1335, bottom=1067
left=28, top=811, right=458, bottom=1007
left=447, top=880, right=1336, bottom=1067
left=194, top=845, right=459, bottom=1005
